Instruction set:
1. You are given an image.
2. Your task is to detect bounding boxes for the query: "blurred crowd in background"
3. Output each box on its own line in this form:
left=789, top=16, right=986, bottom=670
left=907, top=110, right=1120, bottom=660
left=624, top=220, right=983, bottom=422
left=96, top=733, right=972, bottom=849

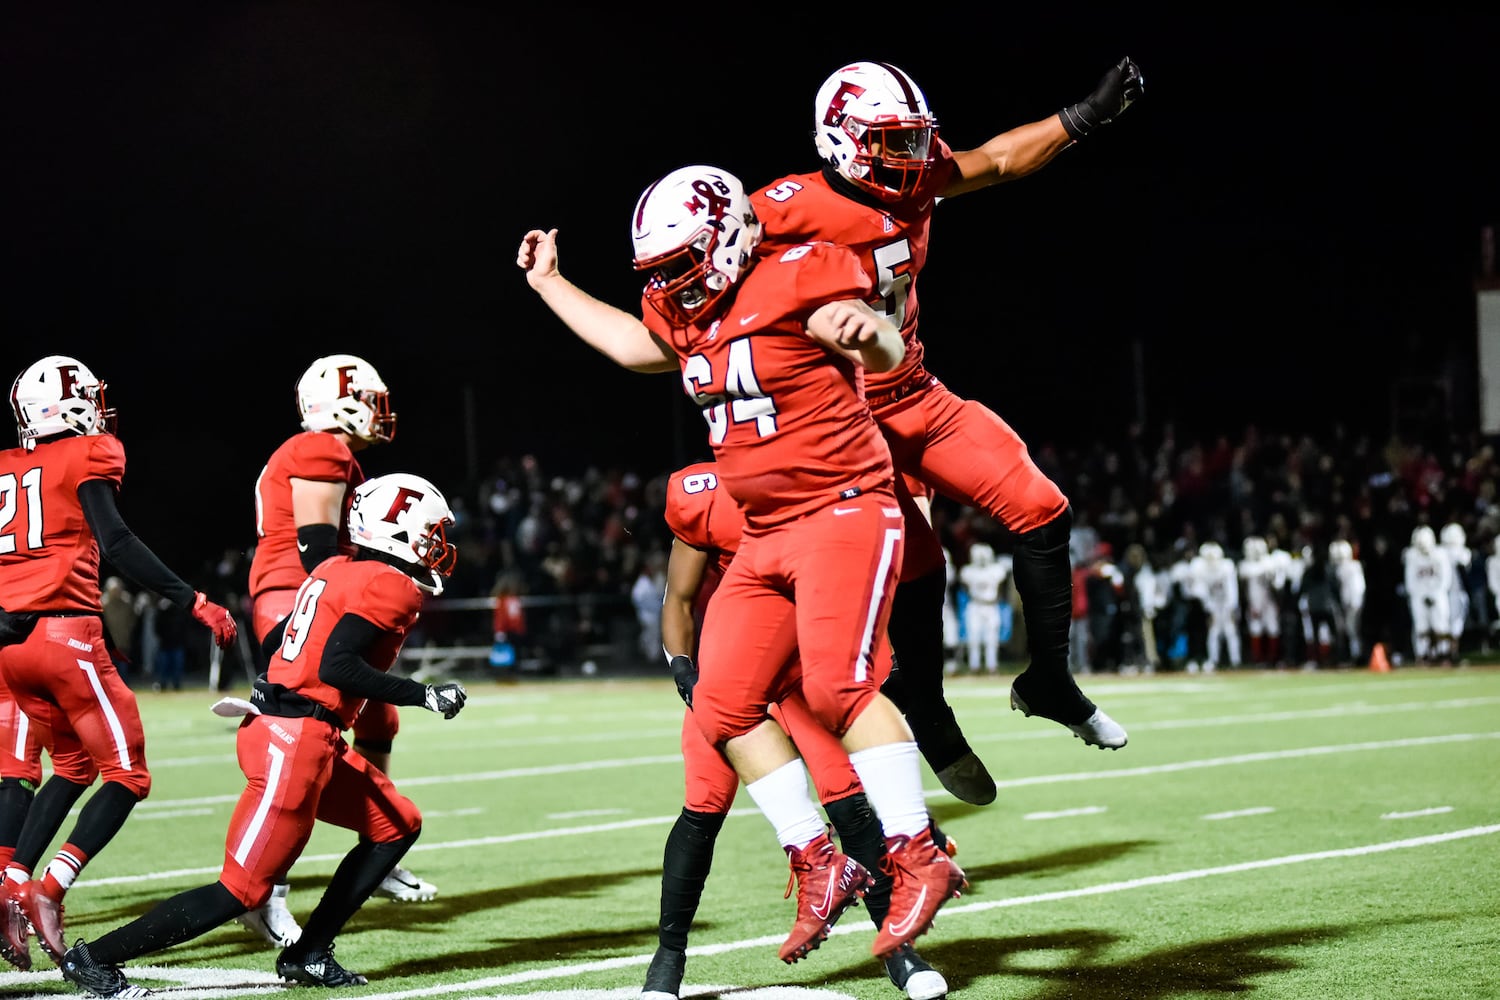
left=103, top=421, right=1500, bottom=687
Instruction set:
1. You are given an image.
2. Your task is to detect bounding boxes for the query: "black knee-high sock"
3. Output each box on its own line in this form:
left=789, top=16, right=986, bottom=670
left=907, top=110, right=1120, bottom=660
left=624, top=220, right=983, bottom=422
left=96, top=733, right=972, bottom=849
left=12, top=776, right=91, bottom=871
left=1012, top=506, right=1095, bottom=723
left=88, top=882, right=245, bottom=965
left=0, top=778, right=35, bottom=852
left=295, top=832, right=419, bottom=954
left=62, top=781, right=141, bottom=858
left=824, top=793, right=890, bottom=929
left=657, top=808, right=725, bottom=952
left=882, top=567, right=972, bottom=772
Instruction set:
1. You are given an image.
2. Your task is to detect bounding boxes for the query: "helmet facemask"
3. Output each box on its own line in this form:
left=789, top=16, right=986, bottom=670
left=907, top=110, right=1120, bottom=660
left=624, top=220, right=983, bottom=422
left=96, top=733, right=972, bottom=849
left=838, top=116, right=936, bottom=201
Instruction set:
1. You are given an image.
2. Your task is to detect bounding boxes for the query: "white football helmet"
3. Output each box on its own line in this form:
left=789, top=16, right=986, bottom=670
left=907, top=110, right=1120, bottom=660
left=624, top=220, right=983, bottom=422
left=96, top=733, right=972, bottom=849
left=1242, top=536, right=1268, bottom=561
left=10, top=355, right=116, bottom=450
left=1329, top=539, right=1354, bottom=564
left=814, top=61, right=938, bottom=202
left=969, top=542, right=995, bottom=567
left=631, top=165, right=762, bottom=327
left=296, top=354, right=396, bottom=444
left=1410, top=525, right=1436, bottom=553
left=1440, top=522, right=1467, bottom=548
left=347, top=473, right=457, bottom=595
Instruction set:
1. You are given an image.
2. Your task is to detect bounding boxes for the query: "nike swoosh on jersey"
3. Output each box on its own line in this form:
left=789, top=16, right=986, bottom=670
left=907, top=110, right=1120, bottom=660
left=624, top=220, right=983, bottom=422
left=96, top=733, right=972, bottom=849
left=739, top=312, right=760, bottom=325
left=833, top=507, right=859, bottom=516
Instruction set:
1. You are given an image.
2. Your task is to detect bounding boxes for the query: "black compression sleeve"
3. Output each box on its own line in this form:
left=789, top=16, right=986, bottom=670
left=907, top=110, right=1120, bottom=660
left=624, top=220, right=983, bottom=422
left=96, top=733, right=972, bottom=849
left=296, top=523, right=340, bottom=574
left=318, top=613, right=428, bottom=706
left=78, top=479, right=196, bottom=609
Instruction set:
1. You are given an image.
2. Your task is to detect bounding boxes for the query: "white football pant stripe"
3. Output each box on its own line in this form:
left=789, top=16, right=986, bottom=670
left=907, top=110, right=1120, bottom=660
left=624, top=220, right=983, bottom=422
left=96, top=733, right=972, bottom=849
left=78, top=659, right=132, bottom=769
left=234, top=741, right=286, bottom=866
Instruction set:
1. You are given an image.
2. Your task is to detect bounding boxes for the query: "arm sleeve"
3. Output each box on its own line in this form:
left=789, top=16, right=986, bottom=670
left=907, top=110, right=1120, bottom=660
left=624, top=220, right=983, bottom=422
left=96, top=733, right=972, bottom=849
left=317, top=612, right=428, bottom=706
left=297, top=523, right=340, bottom=573
left=78, top=479, right=197, bottom=609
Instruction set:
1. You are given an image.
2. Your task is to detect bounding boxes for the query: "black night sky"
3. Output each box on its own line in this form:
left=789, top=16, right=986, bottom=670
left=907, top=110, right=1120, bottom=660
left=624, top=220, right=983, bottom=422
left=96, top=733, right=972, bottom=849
left=4, top=7, right=1498, bottom=571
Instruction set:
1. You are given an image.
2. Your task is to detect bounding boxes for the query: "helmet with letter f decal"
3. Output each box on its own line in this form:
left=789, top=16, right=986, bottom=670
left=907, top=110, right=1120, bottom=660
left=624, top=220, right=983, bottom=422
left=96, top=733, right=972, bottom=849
left=814, top=61, right=938, bottom=202
left=631, top=164, right=763, bottom=327
left=348, top=472, right=457, bottom=595
left=10, top=355, right=116, bottom=450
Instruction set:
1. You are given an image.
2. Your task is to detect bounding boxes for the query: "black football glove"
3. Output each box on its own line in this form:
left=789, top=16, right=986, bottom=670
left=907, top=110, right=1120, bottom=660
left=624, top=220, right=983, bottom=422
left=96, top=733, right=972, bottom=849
left=669, top=654, right=698, bottom=708
left=1059, top=56, right=1144, bottom=140
left=423, top=682, right=468, bottom=720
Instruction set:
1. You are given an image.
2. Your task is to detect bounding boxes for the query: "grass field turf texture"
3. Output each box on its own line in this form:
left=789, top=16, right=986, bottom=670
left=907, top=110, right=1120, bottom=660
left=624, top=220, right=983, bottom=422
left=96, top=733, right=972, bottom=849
left=1, top=666, right=1496, bottom=1000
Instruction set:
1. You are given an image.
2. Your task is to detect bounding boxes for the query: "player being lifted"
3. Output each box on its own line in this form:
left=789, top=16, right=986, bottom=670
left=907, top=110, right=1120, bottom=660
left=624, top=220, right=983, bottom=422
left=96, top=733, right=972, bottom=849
left=751, top=59, right=1143, bottom=774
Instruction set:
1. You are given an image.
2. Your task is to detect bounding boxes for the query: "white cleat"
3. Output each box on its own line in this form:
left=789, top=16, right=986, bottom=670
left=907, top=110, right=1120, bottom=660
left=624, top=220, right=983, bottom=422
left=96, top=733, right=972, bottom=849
left=375, top=865, right=438, bottom=902
left=1068, top=708, right=1128, bottom=749
left=235, top=883, right=302, bottom=948
left=1011, top=687, right=1128, bottom=750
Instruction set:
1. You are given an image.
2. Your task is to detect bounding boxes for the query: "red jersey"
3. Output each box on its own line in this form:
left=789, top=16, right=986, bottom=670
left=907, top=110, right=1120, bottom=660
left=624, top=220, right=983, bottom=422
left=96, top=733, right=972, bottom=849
left=642, top=241, right=894, bottom=529
left=249, top=431, right=364, bottom=598
left=664, top=461, right=744, bottom=627
left=750, top=140, right=958, bottom=398
left=266, top=555, right=419, bottom=727
left=0, top=434, right=124, bottom=612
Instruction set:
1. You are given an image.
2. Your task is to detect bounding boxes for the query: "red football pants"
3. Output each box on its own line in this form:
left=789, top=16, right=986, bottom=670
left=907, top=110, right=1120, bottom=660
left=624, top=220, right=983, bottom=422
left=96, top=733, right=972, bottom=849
left=220, top=714, right=422, bottom=908
left=877, top=380, right=1068, bottom=536
left=0, top=680, right=43, bottom=786
left=0, top=616, right=146, bottom=794
left=691, top=490, right=903, bottom=748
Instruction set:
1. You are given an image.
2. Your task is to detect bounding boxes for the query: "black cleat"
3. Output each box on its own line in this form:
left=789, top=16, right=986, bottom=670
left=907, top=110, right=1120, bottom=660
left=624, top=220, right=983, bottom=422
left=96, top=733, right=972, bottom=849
left=883, top=942, right=949, bottom=999
left=60, top=941, right=152, bottom=998
left=640, top=944, right=686, bottom=999
left=276, top=943, right=368, bottom=987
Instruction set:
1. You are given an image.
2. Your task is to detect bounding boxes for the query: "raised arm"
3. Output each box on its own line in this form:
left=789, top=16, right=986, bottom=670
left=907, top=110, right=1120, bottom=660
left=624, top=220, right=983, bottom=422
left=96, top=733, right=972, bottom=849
left=517, top=228, right=678, bottom=373
left=805, top=299, right=905, bottom=372
left=944, top=56, right=1144, bottom=198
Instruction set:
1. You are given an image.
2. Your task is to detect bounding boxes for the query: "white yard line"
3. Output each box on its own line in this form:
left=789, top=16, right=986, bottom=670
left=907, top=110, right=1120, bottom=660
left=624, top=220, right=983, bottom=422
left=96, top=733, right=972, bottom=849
left=76, top=731, right=1500, bottom=890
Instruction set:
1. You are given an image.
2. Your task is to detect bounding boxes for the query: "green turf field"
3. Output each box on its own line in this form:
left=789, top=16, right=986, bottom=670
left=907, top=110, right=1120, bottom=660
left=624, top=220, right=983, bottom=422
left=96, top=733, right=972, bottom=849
left=2, top=666, right=1497, bottom=1000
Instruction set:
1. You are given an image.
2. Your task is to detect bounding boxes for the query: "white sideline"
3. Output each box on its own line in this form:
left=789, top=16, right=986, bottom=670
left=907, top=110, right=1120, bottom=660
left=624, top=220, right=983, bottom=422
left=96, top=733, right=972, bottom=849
left=76, top=731, right=1500, bottom=889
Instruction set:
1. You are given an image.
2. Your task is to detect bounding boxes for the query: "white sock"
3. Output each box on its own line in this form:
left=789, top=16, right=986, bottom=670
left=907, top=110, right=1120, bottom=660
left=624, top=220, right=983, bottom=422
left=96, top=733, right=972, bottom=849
left=848, top=741, right=929, bottom=839
left=745, top=758, right=826, bottom=849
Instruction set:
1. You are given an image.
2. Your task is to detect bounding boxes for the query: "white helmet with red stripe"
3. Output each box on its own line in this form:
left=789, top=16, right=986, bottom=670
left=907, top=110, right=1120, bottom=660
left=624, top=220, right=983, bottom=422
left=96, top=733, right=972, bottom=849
left=631, top=164, right=762, bottom=327
left=814, top=61, right=938, bottom=202
left=10, top=355, right=116, bottom=450
left=348, top=473, right=457, bottom=595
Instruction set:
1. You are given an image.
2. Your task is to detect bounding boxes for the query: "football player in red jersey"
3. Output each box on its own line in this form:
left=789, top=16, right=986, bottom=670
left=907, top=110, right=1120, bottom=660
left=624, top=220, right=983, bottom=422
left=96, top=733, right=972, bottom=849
left=60, top=473, right=468, bottom=998
left=643, top=460, right=950, bottom=1000
left=242, top=354, right=434, bottom=949
left=519, top=164, right=967, bottom=962
left=749, top=59, right=1143, bottom=767
left=0, top=356, right=238, bottom=972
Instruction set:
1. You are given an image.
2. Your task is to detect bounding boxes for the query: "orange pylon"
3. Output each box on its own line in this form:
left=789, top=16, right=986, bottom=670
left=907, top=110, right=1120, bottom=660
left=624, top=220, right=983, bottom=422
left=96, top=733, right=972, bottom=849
left=1369, top=642, right=1392, bottom=673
